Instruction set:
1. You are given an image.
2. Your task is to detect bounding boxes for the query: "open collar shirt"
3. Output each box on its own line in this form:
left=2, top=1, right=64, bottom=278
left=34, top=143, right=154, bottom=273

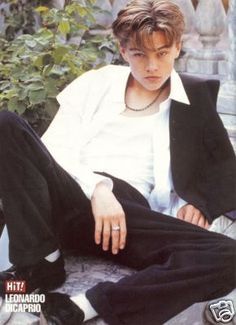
left=42, top=65, right=190, bottom=217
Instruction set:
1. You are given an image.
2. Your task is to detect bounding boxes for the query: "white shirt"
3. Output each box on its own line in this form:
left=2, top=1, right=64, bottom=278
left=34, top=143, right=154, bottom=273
left=80, top=113, right=159, bottom=199
left=0, top=66, right=191, bottom=271
left=41, top=65, right=190, bottom=216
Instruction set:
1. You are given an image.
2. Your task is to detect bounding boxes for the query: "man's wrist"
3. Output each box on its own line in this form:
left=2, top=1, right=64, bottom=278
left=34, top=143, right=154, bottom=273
left=92, top=181, right=112, bottom=199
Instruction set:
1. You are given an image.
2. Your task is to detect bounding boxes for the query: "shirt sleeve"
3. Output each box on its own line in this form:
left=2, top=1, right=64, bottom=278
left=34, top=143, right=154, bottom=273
left=41, top=70, right=113, bottom=199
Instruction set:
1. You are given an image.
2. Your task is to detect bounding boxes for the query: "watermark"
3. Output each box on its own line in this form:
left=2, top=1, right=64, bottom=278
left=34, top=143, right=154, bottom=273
left=4, top=280, right=45, bottom=313
left=209, top=299, right=235, bottom=323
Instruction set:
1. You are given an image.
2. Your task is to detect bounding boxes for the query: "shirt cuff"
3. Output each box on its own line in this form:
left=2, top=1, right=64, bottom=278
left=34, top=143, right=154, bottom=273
left=71, top=173, right=113, bottom=200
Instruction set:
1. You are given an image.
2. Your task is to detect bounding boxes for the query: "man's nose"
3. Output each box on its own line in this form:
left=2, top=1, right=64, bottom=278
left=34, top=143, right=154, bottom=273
left=146, top=59, right=159, bottom=72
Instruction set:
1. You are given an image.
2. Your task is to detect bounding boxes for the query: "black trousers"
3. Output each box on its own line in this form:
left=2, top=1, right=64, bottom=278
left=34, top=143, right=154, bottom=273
left=0, top=111, right=235, bottom=325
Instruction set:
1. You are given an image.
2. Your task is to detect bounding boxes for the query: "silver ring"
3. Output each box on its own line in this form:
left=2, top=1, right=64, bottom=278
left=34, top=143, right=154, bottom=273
left=112, top=225, right=120, bottom=231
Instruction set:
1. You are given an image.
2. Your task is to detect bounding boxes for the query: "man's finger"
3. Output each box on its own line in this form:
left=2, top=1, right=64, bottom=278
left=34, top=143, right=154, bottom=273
left=181, top=212, right=194, bottom=223
left=204, top=219, right=209, bottom=229
left=192, top=213, right=201, bottom=226
left=95, top=217, right=102, bottom=245
left=119, top=216, right=127, bottom=250
left=177, top=209, right=184, bottom=219
left=197, top=215, right=205, bottom=228
left=102, top=220, right=111, bottom=251
left=111, top=222, right=120, bottom=255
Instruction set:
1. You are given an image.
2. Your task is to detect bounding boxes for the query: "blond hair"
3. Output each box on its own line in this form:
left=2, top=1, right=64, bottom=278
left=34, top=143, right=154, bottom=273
left=112, top=0, right=185, bottom=49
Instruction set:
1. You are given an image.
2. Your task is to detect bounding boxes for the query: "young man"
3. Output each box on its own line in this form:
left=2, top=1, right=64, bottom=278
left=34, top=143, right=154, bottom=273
left=0, top=1, right=236, bottom=324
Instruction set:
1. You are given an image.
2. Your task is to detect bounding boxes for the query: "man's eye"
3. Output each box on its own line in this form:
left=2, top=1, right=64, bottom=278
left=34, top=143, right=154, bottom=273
left=158, top=51, right=168, bottom=57
left=133, top=53, right=144, bottom=57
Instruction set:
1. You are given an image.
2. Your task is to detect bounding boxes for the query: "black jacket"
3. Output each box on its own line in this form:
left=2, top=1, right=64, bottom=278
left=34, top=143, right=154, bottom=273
left=170, top=74, right=236, bottom=222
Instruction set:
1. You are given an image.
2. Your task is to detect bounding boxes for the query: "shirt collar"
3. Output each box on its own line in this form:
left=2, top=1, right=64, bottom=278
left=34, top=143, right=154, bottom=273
left=108, top=65, right=130, bottom=104
left=109, top=65, right=190, bottom=106
left=169, top=69, right=190, bottom=105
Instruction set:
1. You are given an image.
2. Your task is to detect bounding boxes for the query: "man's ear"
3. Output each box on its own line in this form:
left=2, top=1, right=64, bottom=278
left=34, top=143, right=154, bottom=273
left=119, top=45, right=128, bottom=62
left=175, top=42, right=182, bottom=59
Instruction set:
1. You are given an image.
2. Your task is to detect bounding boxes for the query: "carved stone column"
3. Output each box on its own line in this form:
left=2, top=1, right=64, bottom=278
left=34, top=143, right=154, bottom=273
left=218, top=0, right=236, bottom=150
left=173, top=0, right=196, bottom=49
left=187, top=0, right=227, bottom=75
left=173, top=0, right=198, bottom=72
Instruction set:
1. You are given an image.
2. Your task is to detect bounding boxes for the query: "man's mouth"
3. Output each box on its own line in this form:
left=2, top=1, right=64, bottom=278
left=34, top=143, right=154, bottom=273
left=145, top=76, right=161, bottom=81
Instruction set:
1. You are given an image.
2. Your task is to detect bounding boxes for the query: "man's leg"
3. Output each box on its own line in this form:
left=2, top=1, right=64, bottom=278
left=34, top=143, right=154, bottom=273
left=40, top=176, right=236, bottom=325
left=42, top=179, right=236, bottom=325
left=41, top=177, right=236, bottom=325
left=0, top=111, right=90, bottom=294
left=85, top=201, right=236, bottom=325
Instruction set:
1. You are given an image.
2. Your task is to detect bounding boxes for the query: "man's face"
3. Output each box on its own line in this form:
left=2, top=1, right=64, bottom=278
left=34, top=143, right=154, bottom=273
left=120, top=31, right=181, bottom=91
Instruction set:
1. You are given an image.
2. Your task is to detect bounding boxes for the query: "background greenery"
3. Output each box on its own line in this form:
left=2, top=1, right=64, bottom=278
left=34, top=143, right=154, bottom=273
left=0, top=0, right=117, bottom=134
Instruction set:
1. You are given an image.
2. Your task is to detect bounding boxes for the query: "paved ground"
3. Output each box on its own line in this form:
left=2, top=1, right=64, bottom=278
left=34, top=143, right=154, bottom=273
left=0, top=216, right=235, bottom=324
left=0, top=255, right=208, bottom=325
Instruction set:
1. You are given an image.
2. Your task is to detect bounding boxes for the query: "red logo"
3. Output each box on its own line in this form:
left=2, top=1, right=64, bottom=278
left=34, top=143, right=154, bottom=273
left=5, top=280, right=26, bottom=293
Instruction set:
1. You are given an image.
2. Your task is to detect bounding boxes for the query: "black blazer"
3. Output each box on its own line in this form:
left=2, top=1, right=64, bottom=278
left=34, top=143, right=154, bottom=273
left=169, top=74, right=236, bottom=222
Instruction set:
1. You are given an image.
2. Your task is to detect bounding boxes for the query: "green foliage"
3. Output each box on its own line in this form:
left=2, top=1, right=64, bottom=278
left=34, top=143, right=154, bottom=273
left=0, top=0, right=117, bottom=134
left=1, top=0, right=52, bottom=40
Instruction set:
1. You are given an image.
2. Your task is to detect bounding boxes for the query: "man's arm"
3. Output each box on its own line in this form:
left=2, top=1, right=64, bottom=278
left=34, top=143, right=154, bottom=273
left=91, top=182, right=127, bottom=255
left=173, top=76, right=236, bottom=222
left=41, top=69, right=114, bottom=200
left=200, top=92, right=236, bottom=219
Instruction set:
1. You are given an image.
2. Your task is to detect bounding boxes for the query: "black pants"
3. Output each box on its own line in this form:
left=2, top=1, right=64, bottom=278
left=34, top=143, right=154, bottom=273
left=0, top=111, right=235, bottom=325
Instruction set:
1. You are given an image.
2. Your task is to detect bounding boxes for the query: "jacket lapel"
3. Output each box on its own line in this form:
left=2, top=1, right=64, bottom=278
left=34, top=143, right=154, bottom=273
left=169, top=99, right=199, bottom=191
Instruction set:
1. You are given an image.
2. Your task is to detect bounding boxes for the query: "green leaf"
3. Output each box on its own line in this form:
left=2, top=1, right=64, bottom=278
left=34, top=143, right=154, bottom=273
left=53, top=46, right=68, bottom=64
left=18, top=87, right=29, bottom=101
left=45, top=79, right=59, bottom=97
left=33, top=55, right=44, bottom=69
left=36, top=29, right=54, bottom=46
left=29, top=89, right=46, bottom=105
left=42, top=54, right=54, bottom=66
left=58, top=20, right=70, bottom=35
left=49, top=65, right=69, bottom=76
left=42, top=64, right=53, bottom=77
left=24, top=77, right=42, bottom=83
left=75, top=23, right=89, bottom=31
left=3, top=89, right=18, bottom=100
left=0, top=81, right=11, bottom=91
left=35, top=6, right=49, bottom=13
left=16, top=101, right=27, bottom=115
left=26, top=82, right=44, bottom=91
left=8, top=97, right=18, bottom=112
left=7, top=96, right=26, bottom=114
left=25, top=39, right=37, bottom=48
left=76, top=6, right=88, bottom=17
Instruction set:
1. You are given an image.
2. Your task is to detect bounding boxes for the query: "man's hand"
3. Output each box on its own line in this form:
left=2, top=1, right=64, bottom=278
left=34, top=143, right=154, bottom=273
left=91, top=182, right=127, bottom=255
left=177, top=204, right=209, bottom=229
